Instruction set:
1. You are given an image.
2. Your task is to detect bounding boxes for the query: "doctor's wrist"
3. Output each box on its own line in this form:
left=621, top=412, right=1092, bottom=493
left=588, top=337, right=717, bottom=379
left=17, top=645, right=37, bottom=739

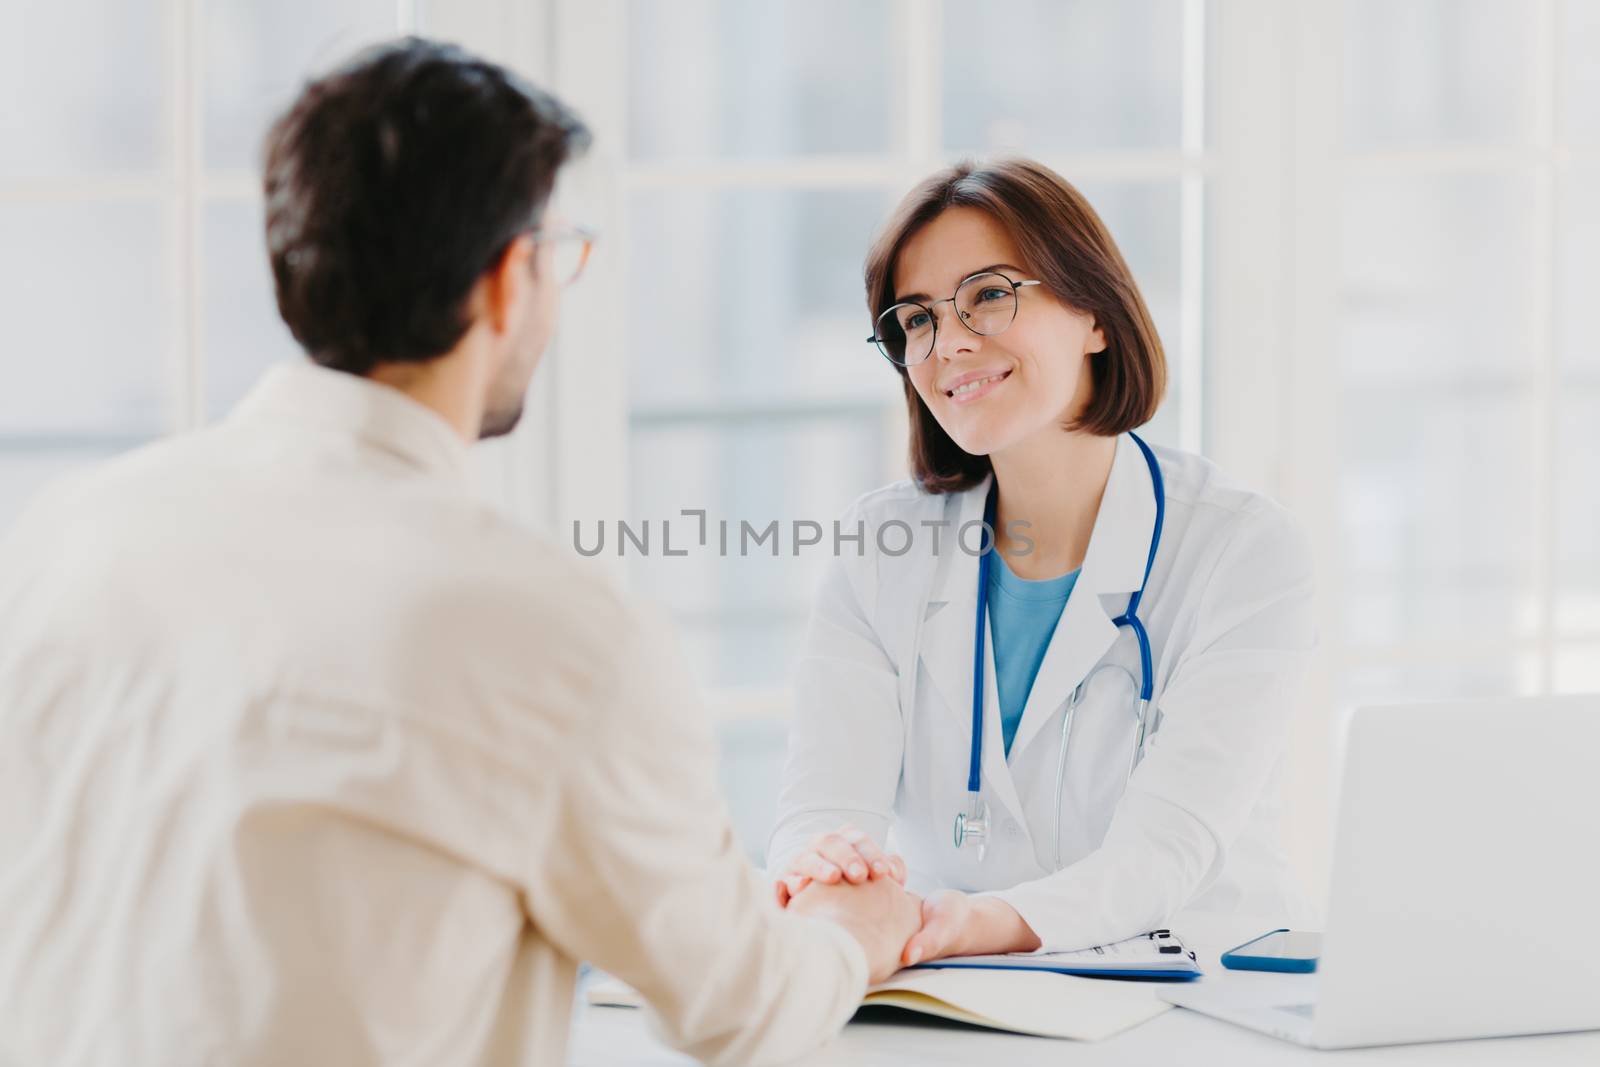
left=959, top=896, right=1042, bottom=957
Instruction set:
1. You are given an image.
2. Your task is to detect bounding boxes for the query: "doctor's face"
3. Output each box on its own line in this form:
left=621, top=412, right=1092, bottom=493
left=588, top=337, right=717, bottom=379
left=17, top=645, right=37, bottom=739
left=895, top=207, right=1106, bottom=458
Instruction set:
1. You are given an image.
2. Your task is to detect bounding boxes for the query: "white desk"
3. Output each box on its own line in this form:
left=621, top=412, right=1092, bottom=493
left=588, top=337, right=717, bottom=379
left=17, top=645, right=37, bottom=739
left=569, top=912, right=1600, bottom=1066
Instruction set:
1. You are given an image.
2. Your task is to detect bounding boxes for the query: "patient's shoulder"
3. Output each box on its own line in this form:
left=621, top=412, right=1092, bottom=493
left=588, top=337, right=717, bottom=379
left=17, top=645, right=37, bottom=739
left=431, top=508, right=640, bottom=651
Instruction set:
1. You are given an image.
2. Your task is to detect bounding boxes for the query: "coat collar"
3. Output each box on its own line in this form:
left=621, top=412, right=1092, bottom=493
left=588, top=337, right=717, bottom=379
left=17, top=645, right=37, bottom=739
left=1075, top=433, right=1161, bottom=599
left=927, top=434, right=1158, bottom=607
left=228, top=361, right=472, bottom=482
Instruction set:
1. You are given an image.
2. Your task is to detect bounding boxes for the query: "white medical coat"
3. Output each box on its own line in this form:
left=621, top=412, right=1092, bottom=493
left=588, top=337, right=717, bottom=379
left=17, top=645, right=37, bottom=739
left=769, top=434, right=1318, bottom=951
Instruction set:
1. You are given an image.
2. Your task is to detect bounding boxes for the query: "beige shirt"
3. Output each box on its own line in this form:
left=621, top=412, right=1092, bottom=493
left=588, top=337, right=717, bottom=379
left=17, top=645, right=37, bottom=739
left=0, top=363, right=866, bottom=1067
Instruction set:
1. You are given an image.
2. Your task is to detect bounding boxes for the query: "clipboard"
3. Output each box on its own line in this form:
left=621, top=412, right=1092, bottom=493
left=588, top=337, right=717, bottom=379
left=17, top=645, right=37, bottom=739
left=912, top=929, right=1202, bottom=981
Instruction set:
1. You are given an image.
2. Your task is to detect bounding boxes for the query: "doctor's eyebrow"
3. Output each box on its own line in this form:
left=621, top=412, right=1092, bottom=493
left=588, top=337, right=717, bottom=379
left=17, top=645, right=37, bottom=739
left=892, top=263, right=1026, bottom=305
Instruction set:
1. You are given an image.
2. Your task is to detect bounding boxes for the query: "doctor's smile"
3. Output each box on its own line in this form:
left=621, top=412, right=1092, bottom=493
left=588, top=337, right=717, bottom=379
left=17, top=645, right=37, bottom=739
left=940, top=367, right=1011, bottom=402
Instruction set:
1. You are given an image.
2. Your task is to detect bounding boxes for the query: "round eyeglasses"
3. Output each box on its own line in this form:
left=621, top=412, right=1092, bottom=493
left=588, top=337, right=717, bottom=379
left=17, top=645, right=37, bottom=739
left=867, top=271, right=1042, bottom=367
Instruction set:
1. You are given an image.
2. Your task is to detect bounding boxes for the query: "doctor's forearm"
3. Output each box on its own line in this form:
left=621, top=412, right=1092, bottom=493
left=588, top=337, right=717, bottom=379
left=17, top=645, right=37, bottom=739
left=956, top=897, right=1041, bottom=956
left=991, top=794, right=1220, bottom=951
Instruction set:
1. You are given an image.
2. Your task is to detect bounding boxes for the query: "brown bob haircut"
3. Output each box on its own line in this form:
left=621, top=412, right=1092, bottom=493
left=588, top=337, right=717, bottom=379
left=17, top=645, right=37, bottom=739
left=864, top=158, right=1166, bottom=494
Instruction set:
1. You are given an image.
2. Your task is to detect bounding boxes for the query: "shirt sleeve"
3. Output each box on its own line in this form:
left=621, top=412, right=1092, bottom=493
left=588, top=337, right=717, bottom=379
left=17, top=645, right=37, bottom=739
left=990, top=499, right=1318, bottom=951
left=766, top=504, right=904, bottom=875
left=520, top=597, right=868, bottom=1067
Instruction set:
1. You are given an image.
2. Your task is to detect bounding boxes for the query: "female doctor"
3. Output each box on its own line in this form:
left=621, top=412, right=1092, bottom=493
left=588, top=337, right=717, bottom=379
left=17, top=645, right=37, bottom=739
left=767, top=158, right=1317, bottom=966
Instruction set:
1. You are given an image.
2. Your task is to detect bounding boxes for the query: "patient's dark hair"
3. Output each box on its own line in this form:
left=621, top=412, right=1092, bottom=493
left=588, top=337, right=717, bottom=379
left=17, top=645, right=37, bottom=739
left=262, top=37, right=591, bottom=375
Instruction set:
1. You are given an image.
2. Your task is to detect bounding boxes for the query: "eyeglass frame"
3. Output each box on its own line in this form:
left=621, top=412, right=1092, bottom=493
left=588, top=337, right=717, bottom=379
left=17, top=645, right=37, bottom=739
left=866, top=271, right=1043, bottom=367
left=517, top=223, right=597, bottom=286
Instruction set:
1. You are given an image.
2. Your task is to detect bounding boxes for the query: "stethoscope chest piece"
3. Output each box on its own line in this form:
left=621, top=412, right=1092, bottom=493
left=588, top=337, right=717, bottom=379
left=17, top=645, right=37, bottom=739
left=953, top=794, right=989, bottom=861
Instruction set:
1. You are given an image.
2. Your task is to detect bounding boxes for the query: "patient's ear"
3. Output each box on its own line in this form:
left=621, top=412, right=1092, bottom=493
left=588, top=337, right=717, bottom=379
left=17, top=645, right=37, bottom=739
left=482, top=234, right=536, bottom=336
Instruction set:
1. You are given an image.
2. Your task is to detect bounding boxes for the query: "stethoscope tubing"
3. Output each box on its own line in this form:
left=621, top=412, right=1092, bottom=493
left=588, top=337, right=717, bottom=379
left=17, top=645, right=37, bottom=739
left=959, top=431, right=1167, bottom=865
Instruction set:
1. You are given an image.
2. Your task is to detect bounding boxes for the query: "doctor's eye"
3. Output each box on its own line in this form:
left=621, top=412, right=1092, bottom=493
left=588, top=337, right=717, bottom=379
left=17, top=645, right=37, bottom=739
left=974, top=287, right=1011, bottom=304
left=900, top=309, right=933, bottom=332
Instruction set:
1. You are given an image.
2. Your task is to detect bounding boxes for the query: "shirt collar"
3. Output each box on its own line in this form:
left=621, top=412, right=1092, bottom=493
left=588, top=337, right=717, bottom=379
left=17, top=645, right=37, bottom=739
left=228, top=361, right=473, bottom=481
left=988, top=550, right=1080, bottom=602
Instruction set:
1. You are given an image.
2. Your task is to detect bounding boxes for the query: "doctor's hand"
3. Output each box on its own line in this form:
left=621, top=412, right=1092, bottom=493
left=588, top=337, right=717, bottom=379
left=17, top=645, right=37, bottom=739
left=773, top=825, right=907, bottom=908
left=900, top=890, right=1042, bottom=966
left=786, top=876, right=923, bottom=984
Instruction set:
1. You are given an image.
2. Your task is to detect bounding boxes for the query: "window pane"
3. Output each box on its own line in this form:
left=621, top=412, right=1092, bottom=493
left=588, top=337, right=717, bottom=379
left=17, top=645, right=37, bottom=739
left=1560, top=0, right=1600, bottom=144
left=1072, top=177, right=1184, bottom=446
left=942, top=0, right=1184, bottom=153
left=0, top=0, right=168, bottom=178
left=627, top=187, right=898, bottom=410
left=1342, top=0, right=1537, bottom=149
left=1558, top=164, right=1600, bottom=380
left=1342, top=173, right=1537, bottom=388
left=1555, top=392, right=1600, bottom=635
left=627, top=0, right=893, bottom=161
left=0, top=451, right=123, bottom=532
left=1553, top=644, right=1600, bottom=693
left=0, top=202, right=171, bottom=436
left=1339, top=388, right=1539, bottom=648
left=204, top=0, right=399, bottom=172
left=204, top=198, right=300, bottom=418
left=715, top=716, right=790, bottom=863
left=626, top=414, right=895, bottom=688
left=1340, top=174, right=1540, bottom=648
left=1557, top=167, right=1600, bottom=636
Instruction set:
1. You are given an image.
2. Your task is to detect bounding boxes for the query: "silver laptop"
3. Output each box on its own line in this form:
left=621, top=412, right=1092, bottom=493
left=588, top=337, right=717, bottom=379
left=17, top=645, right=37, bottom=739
left=1165, top=694, right=1600, bottom=1049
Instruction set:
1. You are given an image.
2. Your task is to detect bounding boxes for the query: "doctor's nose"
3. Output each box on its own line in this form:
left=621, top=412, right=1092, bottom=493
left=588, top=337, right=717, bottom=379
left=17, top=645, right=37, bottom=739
left=930, top=303, right=981, bottom=363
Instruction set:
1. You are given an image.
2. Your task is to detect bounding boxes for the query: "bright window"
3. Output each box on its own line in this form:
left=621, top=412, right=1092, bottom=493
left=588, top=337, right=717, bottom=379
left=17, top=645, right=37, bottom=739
left=0, top=0, right=410, bottom=523
left=612, top=0, right=1208, bottom=693
left=1332, top=0, right=1600, bottom=706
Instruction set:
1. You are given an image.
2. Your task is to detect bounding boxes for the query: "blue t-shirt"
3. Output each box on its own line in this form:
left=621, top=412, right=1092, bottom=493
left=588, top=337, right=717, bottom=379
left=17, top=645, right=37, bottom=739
left=988, top=552, right=1080, bottom=757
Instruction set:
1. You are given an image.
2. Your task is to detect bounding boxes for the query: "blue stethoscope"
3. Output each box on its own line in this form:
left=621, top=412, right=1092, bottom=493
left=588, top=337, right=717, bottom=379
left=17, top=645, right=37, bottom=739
left=953, top=432, right=1166, bottom=868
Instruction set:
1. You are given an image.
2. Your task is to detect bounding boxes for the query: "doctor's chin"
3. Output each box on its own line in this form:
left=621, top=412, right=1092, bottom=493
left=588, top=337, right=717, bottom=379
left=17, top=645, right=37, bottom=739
left=2, top=4, right=1597, bottom=1066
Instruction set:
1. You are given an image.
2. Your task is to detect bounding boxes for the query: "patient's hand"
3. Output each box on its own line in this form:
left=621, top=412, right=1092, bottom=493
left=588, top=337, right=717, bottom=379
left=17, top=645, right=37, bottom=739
left=787, top=876, right=922, bottom=984
left=899, top=889, right=1042, bottom=966
left=773, top=824, right=908, bottom=907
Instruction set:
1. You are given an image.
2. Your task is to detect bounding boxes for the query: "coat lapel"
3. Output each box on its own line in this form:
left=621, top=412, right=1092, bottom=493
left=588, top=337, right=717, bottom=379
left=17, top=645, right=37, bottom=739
left=1006, top=435, right=1160, bottom=762
left=916, top=477, right=1028, bottom=831
left=1005, top=590, right=1119, bottom=761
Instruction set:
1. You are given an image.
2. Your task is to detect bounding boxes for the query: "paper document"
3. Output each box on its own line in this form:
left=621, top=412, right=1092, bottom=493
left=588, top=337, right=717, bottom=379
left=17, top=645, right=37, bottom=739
left=586, top=965, right=1170, bottom=1041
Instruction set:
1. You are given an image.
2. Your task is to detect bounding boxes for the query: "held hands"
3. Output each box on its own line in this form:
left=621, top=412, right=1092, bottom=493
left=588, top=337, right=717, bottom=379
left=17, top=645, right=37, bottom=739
left=786, top=876, right=923, bottom=984
left=773, top=825, right=908, bottom=907
left=788, top=881, right=1041, bottom=980
left=776, top=825, right=1042, bottom=977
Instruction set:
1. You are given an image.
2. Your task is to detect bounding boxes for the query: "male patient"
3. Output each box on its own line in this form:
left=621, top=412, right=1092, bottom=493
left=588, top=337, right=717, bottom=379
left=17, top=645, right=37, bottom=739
left=0, top=38, right=918, bottom=1067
